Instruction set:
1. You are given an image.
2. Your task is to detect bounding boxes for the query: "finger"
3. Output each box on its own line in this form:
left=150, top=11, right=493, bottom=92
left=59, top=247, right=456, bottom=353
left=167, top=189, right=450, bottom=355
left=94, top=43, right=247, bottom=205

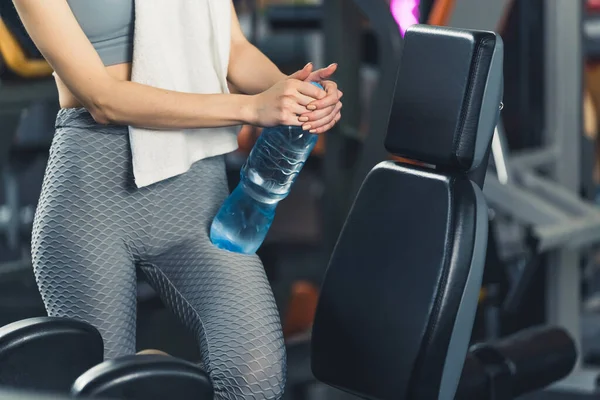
left=307, top=81, right=339, bottom=110
left=337, top=90, right=343, bottom=99
left=293, top=92, right=320, bottom=107
left=321, top=80, right=338, bottom=95
left=307, top=63, right=338, bottom=82
left=298, top=105, right=335, bottom=123
left=306, top=91, right=339, bottom=111
left=282, top=98, right=314, bottom=125
left=283, top=111, right=304, bottom=127
left=289, top=62, right=314, bottom=81
left=289, top=102, right=311, bottom=117
left=310, top=104, right=342, bottom=132
left=305, top=65, right=337, bottom=83
left=295, top=81, right=327, bottom=101
left=306, top=102, right=342, bottom=131
left=311, top=112, right=341, bottom=134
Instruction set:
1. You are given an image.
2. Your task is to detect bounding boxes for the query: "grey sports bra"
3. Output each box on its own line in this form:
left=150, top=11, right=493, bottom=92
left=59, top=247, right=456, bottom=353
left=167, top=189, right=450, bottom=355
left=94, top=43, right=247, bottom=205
left=67, top=0, right=134, bottom=66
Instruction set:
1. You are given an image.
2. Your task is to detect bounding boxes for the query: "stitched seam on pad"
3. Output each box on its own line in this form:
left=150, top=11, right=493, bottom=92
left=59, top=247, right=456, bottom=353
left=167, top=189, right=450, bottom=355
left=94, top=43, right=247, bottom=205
left=139, top=263, right=222, bottom=392
left=453, top=37, right=492, bottom=168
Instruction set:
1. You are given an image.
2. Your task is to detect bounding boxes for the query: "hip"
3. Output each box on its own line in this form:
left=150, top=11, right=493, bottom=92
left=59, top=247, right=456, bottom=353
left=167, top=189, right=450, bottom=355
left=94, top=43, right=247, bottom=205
left=43, top=108, right=229, bottom=232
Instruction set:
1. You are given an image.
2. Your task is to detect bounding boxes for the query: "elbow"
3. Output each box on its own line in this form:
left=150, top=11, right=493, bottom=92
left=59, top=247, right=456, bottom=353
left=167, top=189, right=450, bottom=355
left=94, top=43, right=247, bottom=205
left=229, top=38, right=250, bottom=66
left=88, top=93, right=115, bottom=125
left=86, top=80, right=120, bottom=125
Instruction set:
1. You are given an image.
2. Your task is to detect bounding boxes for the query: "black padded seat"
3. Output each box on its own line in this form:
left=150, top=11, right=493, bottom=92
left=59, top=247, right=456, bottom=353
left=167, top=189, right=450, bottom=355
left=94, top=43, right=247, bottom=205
left=0, top=317, right=103, bottom=393
left=71, top=354, right=213, bottom=399
left=311, top=25, right=503, bottom=400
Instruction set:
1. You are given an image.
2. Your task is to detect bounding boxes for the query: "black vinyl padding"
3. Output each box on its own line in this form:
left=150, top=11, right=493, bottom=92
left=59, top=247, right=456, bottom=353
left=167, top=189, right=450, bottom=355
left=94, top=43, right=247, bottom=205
left=456, top=326, right=577, bottom=398
left=0, top=317, right=103, bottom=393
left=71, top=354, right=213, bottom=400
left=311, top=25, right=502, bottom=400
left=311, top=164, right=480, bottom=399
left=386, top=26, right=498, bottom=172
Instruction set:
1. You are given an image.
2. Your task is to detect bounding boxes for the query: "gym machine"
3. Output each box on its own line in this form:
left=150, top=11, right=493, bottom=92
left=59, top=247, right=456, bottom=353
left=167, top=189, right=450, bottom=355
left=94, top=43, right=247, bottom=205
left=321, top=0, right=402, bottom=254
left=470, top=0, right=600, bottom=394
left=0, top=24, right=577, bottom=400
left=0, top=2, right=57, bottom=268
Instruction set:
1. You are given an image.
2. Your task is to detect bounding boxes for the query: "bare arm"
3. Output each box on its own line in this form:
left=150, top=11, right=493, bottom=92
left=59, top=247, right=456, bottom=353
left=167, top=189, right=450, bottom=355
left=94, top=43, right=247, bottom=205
left=13, top=0, right=256, bottom=128
left=227, top=1, right=287, bottom=95
left=226, top=1, right=343, bottom=133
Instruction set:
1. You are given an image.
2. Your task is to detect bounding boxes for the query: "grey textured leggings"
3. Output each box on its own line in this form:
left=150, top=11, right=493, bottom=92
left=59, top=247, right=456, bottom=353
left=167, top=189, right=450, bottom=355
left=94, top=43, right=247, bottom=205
left=31, top=108, right=285, bottom=399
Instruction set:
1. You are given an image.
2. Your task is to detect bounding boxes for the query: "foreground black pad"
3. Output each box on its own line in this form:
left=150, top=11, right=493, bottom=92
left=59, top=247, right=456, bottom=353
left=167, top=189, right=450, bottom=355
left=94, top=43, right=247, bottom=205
left=0, top=317, right=103, bottom=393
left=0, top=388, right=112, bottom=400
left=386, top=25, right=503, bottom=172
left=71, top=355, right=213, bottom=399
left=456, top=326, right=577, bottom=398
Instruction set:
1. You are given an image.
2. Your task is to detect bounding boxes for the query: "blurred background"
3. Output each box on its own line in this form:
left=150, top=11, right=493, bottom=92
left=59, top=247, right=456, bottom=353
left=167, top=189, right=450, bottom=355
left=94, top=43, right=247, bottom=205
left=0, top=0, right=599, bottom=398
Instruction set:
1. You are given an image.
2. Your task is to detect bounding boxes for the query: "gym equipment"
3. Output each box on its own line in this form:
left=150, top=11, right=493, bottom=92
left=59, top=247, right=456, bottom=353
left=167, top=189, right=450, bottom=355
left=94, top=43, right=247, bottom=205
left=0, top=317, right=103, bottom=393
left=265, top=4, right=322, bottom=31
left=322, top=0, right=402, bottom=254
left=71, top=355, right=212, bottom=399
left=0, top=22, right=576, bottom=400
left=311, top=23, right=502, bottom=399
left=0, top=3, right=57, bottom=264
left=456, top=326, right=577, bottom=398
left=585, top=0, right=600, bottom=58
left=0, top=389, right=110, bottom=400
left=480, top=1, right=600, bottom=393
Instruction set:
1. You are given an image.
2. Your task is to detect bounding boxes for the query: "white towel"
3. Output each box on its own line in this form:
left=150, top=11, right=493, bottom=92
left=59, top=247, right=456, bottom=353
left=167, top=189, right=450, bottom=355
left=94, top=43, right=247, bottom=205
left=130, top=0, right=240, bottom=188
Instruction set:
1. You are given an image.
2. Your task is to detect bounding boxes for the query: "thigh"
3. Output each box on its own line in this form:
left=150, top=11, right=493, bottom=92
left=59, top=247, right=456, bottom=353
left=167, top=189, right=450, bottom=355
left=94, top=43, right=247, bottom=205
left=151, top=155, right=229, bottom=247
left=31, top=125, right=139, bottom=359
left=141, top=239, right=285, bottom=399
left=32, top=190, right=138, bottom=359
left=32, top=221, right=137, bottom=359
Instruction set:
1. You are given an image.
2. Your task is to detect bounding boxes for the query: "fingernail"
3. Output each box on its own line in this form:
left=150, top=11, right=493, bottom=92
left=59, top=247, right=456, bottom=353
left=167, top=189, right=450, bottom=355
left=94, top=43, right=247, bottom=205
left=305, top=62, right=313, bottom=68
left=307, top=105, right=317, bottom=110
left=309, top=129, right=317, bottom=134
left=302, top=124, right=312, bottom=131
left=329, top=63, right=338, bottom=68
left=298, top=116, right=309, bottom=122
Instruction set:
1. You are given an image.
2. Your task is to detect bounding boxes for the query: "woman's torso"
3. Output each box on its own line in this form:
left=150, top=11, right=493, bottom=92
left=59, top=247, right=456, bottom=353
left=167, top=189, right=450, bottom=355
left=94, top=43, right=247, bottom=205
left=56, top=64, right=130, bottom=109
left=58, top=0, right=135, bottom=109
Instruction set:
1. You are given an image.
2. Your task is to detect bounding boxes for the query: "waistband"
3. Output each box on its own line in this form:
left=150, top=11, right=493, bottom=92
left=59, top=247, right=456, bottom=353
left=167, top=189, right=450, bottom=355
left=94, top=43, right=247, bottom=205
left=55, top=108, right=125, bottom=131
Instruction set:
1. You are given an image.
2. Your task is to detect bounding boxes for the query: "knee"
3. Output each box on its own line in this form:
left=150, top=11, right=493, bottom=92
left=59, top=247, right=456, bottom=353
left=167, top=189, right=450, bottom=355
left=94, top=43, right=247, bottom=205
left=212, top=345, right=286, bottom=399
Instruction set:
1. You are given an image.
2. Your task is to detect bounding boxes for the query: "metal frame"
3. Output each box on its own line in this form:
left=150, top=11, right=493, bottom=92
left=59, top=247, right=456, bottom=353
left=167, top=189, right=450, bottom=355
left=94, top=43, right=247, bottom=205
left=413, top=0, right=599, bottom=392
left=322, top=0, right=403, bottom=253
left=0, top=77, right=56, bottom=266
left=542, top=0, right=600, bottom=393
left=481, top=0, right=600, bottom=393
left=347, top=0, right=403, bottom=198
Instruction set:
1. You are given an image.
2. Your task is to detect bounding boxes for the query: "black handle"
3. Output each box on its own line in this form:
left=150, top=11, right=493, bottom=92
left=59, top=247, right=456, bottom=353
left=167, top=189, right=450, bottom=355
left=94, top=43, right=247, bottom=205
left=456, top=326, right=577, bottom=399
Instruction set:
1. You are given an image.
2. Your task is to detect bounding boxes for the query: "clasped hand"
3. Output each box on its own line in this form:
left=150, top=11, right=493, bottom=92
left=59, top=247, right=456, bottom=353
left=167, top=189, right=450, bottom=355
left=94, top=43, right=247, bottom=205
left=253, top=63, right=343, bottom=134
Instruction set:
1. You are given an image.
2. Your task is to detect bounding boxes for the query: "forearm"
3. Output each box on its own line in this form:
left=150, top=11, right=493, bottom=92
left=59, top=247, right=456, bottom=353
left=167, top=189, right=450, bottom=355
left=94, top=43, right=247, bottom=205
left=94, top=79, right=257, bottom=128
left=227, top=41, right=287, bottom=95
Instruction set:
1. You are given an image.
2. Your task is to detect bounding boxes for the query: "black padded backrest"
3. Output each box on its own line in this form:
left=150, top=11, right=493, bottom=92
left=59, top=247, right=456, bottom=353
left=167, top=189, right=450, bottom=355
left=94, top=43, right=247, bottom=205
left=71, top=355, right=213, bottom=399
left=0, top=317, right=104, bottom=393
left=311, top=25, right=503, bottom=400
left=386, top=25, right=503, bottom=173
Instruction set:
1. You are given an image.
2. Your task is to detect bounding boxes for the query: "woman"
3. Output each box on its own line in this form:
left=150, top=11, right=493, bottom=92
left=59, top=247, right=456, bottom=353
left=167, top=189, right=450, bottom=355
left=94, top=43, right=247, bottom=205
left=13, top=0, right=342, bottom=398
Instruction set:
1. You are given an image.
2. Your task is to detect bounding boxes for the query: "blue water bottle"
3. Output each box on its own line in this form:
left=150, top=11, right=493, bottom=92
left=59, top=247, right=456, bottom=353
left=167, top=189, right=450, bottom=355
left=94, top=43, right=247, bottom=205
left=210, top=83, right=324, bottom=254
